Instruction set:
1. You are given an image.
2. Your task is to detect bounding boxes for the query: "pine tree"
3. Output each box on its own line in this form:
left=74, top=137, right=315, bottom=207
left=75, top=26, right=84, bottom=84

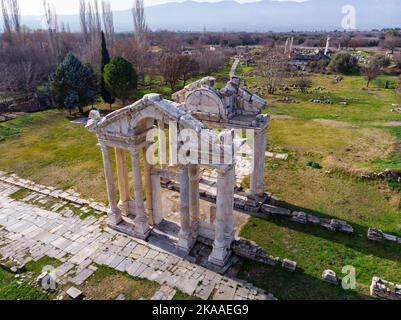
left=100, top=31, right=115, bottom=109
left=50, top=53, right=99, bottom=114
left=104, top=57, right=138, bottom=107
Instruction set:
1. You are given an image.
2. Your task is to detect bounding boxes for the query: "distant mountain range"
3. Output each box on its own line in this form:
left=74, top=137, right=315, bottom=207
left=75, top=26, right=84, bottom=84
left=15, top=0, right=401, bottom=32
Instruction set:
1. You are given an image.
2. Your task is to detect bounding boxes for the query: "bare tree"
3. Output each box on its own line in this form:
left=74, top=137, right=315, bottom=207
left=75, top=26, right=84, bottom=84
left=8, top=0, right=20, bottom=39
left=79, top=0, right=89, bottom=42
left=363, top=61, right=381, bottom=88
left=93, top=0, right=101, bottom=41
left=160, top=52, right=183, bottom=92
left=1, top=0, right=12, bottom=40
left=43, top=0, right=59, bottom=61
left=102, top=0, right=114, bottom=44
left=259, top=46, right=289, bottom=95
left=132, top=0, right=148, bottom=46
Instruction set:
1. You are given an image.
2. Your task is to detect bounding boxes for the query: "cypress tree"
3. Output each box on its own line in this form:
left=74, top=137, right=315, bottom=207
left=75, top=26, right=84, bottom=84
left=101, top=31, right=115, bottom=109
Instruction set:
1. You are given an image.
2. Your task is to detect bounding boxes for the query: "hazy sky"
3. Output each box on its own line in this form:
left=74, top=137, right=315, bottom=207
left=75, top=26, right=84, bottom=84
left=19, top=0, right=306, bottom=15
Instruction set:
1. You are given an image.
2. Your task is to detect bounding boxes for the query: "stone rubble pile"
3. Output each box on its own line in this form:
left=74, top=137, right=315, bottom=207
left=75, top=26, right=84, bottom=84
left=370, top=277, right=401, bottom=300
left=261, top=204, right=354, bottom=234
left=231, top=239, right=279, bottom=266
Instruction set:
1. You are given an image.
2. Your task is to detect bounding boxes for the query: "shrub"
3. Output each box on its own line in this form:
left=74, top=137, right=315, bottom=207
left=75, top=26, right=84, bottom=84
left=307, top=160, right=322, bottom=169
left=329, top=52, right=359, bottom=74
left=293, top=77, right=313, bottom=92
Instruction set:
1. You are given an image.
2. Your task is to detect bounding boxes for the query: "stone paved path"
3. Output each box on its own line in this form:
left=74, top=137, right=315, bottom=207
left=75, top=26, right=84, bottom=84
left=0, top=182, right=275, bottom=300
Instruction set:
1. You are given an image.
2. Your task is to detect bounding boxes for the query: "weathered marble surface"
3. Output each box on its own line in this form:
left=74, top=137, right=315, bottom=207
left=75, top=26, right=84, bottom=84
left=0, top=181, right=275, bottom=300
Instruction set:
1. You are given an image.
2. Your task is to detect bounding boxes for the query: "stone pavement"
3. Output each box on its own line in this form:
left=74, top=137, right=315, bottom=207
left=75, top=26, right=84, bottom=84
left=0, top=182, right=275, bottom=300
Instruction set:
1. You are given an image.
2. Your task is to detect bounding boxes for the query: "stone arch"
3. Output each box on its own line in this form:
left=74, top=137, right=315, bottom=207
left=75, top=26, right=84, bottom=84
left=185, top=88, right=225, bottom=116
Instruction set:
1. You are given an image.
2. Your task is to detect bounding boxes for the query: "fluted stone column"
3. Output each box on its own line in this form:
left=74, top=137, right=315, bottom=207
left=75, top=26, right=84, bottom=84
left=224, top=167, right=235, bottom=247
left=151, top=174, right=163, bottom=225
left=158, top=121, right=167, bottom=169
left=188, top=164, right=200, bottom=239
left=177, top=166, right=195, bottom=254
left=115, top=148, right=131, bottom=216
left=100, top=144, right=122, bottom=226
left=250, top=128, right=267, bottom=197
left=130, top=148, right=151, bottom=240
left=209, top=168, right=231, bottom=267
left=143, top=147, right=154, bottom=225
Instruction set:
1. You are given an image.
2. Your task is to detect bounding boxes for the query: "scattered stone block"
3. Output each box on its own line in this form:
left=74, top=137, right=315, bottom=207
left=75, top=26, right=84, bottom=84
left=307, top=215, right=320, bottom=225
left=329, top=219, right=353, bottom=234
left=261, top=204, right=292, bottom=217
left=322, top=270, right=339, bottom=285
left=282, top=259, right=297, bottom=272
left=368, top=228, right=389, bottom=242
left=291, top=211, right=307, bottom=224
left=66, top=287, right=83, bottom=300
left=36, top=271, right=57, bottom=291
left=370, top=277, right=401, bottom=300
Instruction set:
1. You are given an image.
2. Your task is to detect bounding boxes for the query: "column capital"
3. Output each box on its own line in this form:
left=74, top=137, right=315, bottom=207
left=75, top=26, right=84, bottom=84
left=98, top=142, right=108, bottom=151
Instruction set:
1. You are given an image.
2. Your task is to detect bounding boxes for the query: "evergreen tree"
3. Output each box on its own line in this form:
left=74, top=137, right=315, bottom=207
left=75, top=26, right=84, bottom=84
left=104, top=57, right=138, bottom=107
left=100, top=31, right=115, bottom=109
left=50, top=53, right=99, bottom=114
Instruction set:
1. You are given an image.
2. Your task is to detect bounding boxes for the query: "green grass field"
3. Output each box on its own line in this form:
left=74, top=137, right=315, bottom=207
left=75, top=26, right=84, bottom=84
left=235, top=59, right=401, bottom=299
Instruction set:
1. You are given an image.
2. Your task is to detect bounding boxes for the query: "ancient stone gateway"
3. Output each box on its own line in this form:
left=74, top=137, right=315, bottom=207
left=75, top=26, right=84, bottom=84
left=86, top=76, right=269, bottom=268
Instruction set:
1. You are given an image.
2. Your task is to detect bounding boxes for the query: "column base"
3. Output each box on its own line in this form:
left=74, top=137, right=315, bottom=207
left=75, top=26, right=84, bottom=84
left=177, top=233, right=196, bottom=255
left=108, top=210, right=123, bottom=226
left=108, top=220, right=136, bottom=237
left=208, top=245, right=231, bottom=267
left=134, top=218, right=151, bottom=240
left=247, top=192, right=269, bottom=205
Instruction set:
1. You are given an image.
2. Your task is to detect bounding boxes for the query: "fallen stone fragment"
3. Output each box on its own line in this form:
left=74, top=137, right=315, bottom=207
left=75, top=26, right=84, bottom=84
left=291, top=211, right=307, bottom=224
left=261, top=204, right=292, bottom=217
left=282, top=259, right=297, bottom=272
left=322, top=270, right=339, bottom=285
left=329, top=219, right=353, bottom=234
left=66, top=287, right=83, bottom=300
left=370, top=277, right=401, bottom=300
left=367, top=228, right=384, bottom=241
left=36, top=271, right=57, bottom=291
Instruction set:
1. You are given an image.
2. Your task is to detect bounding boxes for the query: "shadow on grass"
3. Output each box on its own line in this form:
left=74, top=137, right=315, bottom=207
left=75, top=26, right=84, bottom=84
left=257, top=200, right=401, bottom=264
left=238, top=259, right=372, bottom=300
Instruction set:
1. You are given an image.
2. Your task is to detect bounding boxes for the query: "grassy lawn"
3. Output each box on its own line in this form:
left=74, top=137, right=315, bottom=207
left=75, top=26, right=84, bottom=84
left=0, top=110, right=108, bottom=202
left=235, top=59, right=401, bottom=300
left=0, top=256, right=61, bottom=300
left=76, top=265, right=160, bottom=300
